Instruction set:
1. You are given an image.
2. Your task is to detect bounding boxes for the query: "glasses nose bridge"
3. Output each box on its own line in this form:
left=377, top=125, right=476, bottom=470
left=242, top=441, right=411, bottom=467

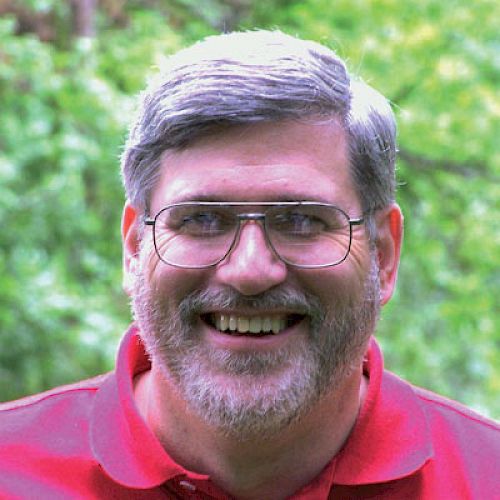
left=236, top=212, right=266, bottom=224
left=229, top=211, right=272, bottom=254
left=234, top=211, right=267, bottom=239
left=237, top=211, right=270, bottom=234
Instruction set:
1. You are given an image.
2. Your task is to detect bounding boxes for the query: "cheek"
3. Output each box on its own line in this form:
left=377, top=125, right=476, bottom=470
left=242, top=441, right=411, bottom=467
left=296, top=270, right=347, bottom=304
left=346, top=245, right=373, bottom=279
left=297, top=248, right=372, bottom=301
left=141, top=242, right=211, bottom=302
left=140, top=240, right=164, bottom=286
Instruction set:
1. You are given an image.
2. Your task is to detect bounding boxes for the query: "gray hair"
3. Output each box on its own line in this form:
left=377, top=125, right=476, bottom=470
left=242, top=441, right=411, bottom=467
left=121, top=30, right=396, bottom=218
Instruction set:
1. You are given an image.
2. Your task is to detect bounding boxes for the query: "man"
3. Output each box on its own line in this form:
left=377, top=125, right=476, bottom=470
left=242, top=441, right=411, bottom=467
left=0, top=30, right=498, bottom=499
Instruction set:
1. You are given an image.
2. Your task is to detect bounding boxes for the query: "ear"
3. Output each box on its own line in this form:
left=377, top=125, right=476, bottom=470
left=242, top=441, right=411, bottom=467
left=374, top=203, right=403, bottom=305
left=121, top=202, right=140, bottom=296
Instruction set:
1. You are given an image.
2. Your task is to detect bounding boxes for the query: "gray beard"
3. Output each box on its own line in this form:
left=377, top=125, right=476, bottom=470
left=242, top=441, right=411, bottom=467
left=132, top=260, right=380, bottom=440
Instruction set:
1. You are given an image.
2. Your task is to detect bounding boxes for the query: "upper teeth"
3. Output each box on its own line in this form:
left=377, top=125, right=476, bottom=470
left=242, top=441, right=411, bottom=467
left=213, top=314, right=287, bottom=334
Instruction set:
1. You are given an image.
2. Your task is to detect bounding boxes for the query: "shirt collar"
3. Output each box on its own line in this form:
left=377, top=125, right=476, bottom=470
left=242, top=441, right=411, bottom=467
left=90, top=326, right=433, bottom=490
left=90, top=324, right=207, bottom=489
left=333, top=337, right=434, bottom=484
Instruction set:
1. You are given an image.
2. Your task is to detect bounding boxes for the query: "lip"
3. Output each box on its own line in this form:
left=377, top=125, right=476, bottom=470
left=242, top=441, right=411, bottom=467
left=200, top=314, right=308, bottom=352
left=200, top=307, right=307, bottom=316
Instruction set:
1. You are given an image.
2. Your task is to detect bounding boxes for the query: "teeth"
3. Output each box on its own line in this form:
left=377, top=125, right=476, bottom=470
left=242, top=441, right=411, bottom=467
left=220, top=314, right=229, bottom=331
left=272, top=317, right=283, bottom=334
left=212, top=314, right=290, bottom=334
left=237, top=317, right=250, bottom=333
left=249, top=317, right=262, bottom=333
left=262, top=317, right=272, bottom=332
left=229, top=315, right=237, bottom=331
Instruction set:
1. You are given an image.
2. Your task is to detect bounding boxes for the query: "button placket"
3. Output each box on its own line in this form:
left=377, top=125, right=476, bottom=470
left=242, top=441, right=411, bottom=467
left=179, top=479, right=197, bottom=492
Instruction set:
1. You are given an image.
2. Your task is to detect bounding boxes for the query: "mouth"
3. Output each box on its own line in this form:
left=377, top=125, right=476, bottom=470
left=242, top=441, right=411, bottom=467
left=202, top=313, right=305, bottom=337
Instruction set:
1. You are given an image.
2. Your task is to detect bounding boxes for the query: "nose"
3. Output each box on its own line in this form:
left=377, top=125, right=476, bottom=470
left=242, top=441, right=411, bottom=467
left=214, top=221, right=287, bottom=295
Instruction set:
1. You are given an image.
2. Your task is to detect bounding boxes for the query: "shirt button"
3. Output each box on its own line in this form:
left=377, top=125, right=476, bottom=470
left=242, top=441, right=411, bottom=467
left=179, top=480, right=197, bottom=492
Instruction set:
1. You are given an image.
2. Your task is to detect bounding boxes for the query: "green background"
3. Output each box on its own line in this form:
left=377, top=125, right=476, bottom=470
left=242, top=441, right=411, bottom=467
left=0, top=0, right=498, bottom=418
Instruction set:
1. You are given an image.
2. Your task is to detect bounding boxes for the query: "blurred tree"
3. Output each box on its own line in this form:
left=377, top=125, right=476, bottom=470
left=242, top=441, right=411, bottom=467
left=0, top=0, right=498, bottom=416
left=70, top=0, right=96, bottom=37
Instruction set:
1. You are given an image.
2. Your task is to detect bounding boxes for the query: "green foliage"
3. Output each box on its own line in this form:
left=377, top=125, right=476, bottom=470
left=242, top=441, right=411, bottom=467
left=0, top=18, right=121, bottom=398
left=0, top=1, right=498, bottom=417
left=0, top=10, right=184, bottom=400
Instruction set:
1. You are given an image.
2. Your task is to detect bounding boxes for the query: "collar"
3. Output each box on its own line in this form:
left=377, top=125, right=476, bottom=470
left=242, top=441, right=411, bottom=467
left=333, top=337, right=434, bottom=484
left=90, top=324, right=208, bottom=488
left=90, top=326, right=433, bottom=490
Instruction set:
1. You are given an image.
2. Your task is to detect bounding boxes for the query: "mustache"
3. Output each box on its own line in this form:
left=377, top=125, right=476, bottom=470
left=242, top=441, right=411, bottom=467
left=177, top=286, right=325, bottom=320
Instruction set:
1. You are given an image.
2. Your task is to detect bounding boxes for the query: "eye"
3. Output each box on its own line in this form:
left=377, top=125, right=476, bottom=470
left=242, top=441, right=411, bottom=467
left=271, top=210, right=326, bottom=236
left=268, top=206, right=347, bottom=238
left=184, top=212, right=222, bottom=232
left=163, top=207, right=234, bottom=236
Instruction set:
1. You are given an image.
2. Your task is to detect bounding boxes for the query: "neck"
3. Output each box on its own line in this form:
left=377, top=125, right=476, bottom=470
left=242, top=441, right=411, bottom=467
left=134, top=366, right=367, bottom=500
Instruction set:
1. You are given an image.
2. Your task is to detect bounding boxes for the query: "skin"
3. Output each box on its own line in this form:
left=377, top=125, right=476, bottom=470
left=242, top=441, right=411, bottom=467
left=122, top=120, right=403, bottom=499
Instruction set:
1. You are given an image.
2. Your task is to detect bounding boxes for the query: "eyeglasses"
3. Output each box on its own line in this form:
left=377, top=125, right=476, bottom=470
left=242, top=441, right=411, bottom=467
left=144, top=201, right=364, bottom=269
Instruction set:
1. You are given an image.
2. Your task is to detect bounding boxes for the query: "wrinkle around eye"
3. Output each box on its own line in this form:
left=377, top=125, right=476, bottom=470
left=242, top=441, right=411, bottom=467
left=150, top=233, right=185, bottom=268
left=142, top=245, right=163, bottom=283
left=155, top=231, right=181, bottom=250
left=346, top=240, right=371, bottom=272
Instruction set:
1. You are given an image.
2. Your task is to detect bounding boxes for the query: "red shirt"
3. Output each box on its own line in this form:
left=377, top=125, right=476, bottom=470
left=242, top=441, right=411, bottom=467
left=1, top=325, right=498, bottom=499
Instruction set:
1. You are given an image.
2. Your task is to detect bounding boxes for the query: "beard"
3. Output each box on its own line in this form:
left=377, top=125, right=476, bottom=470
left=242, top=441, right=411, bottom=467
left=132, top=257, right=380, bottom=441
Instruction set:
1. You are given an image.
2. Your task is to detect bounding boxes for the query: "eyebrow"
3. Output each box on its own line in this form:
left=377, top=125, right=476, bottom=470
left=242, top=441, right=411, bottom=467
left=170, top=194, right=335, bottom=205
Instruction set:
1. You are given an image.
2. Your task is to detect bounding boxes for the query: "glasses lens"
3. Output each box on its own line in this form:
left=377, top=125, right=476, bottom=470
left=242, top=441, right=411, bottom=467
left=266, top=205, right=351, bottom=267
left=154, top=205, right=237, bottom=267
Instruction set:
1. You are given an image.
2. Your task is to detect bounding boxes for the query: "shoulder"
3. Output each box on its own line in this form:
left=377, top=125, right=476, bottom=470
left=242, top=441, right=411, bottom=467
left=416, top=383, right=499, bottom=495
left=412, top=383, right=499, bottom=449
left=0, top=372, right=157, bottom=498
left=0, top=373, right=111, bottom=464
left=385, top=370, right=499, bottom=444
left=379, top=371, right=499, bottom=496
left=0, top=372, right=110, bottom=410
left=382, top=369, right=498, bottom=437
left=400, top=374, right=499, bottom=493
left=414, top=384, right=498, bottom=428
left=0, top=373, right=111, bottom=441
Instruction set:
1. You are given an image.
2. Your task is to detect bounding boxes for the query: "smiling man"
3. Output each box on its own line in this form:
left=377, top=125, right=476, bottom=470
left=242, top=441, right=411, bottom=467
left=1, top=30, right=498, bottom=499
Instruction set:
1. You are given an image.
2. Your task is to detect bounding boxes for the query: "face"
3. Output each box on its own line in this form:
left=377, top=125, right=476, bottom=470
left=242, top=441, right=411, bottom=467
left=123, top=120, right=400, bottom=439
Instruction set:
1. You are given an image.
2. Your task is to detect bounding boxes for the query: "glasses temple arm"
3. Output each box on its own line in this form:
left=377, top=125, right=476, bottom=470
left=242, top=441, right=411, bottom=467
left=349, top=217, right=364, bottom=226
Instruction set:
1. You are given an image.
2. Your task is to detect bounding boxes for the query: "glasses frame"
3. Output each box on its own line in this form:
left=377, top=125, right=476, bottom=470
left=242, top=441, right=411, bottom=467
left=144, top=201, right=365, bottom=269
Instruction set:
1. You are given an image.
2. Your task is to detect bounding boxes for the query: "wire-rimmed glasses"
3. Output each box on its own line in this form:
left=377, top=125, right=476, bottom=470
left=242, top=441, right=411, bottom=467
left=144, top=201, right=364, bottom=269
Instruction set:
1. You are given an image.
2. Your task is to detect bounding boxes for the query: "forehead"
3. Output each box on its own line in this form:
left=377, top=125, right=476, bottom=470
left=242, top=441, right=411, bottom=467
left=150, top=120, right=360, bottom=213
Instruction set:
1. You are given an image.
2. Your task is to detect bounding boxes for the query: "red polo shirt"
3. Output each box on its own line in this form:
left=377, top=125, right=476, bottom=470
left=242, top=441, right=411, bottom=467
left=1, top=325, right=498, bottom=499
